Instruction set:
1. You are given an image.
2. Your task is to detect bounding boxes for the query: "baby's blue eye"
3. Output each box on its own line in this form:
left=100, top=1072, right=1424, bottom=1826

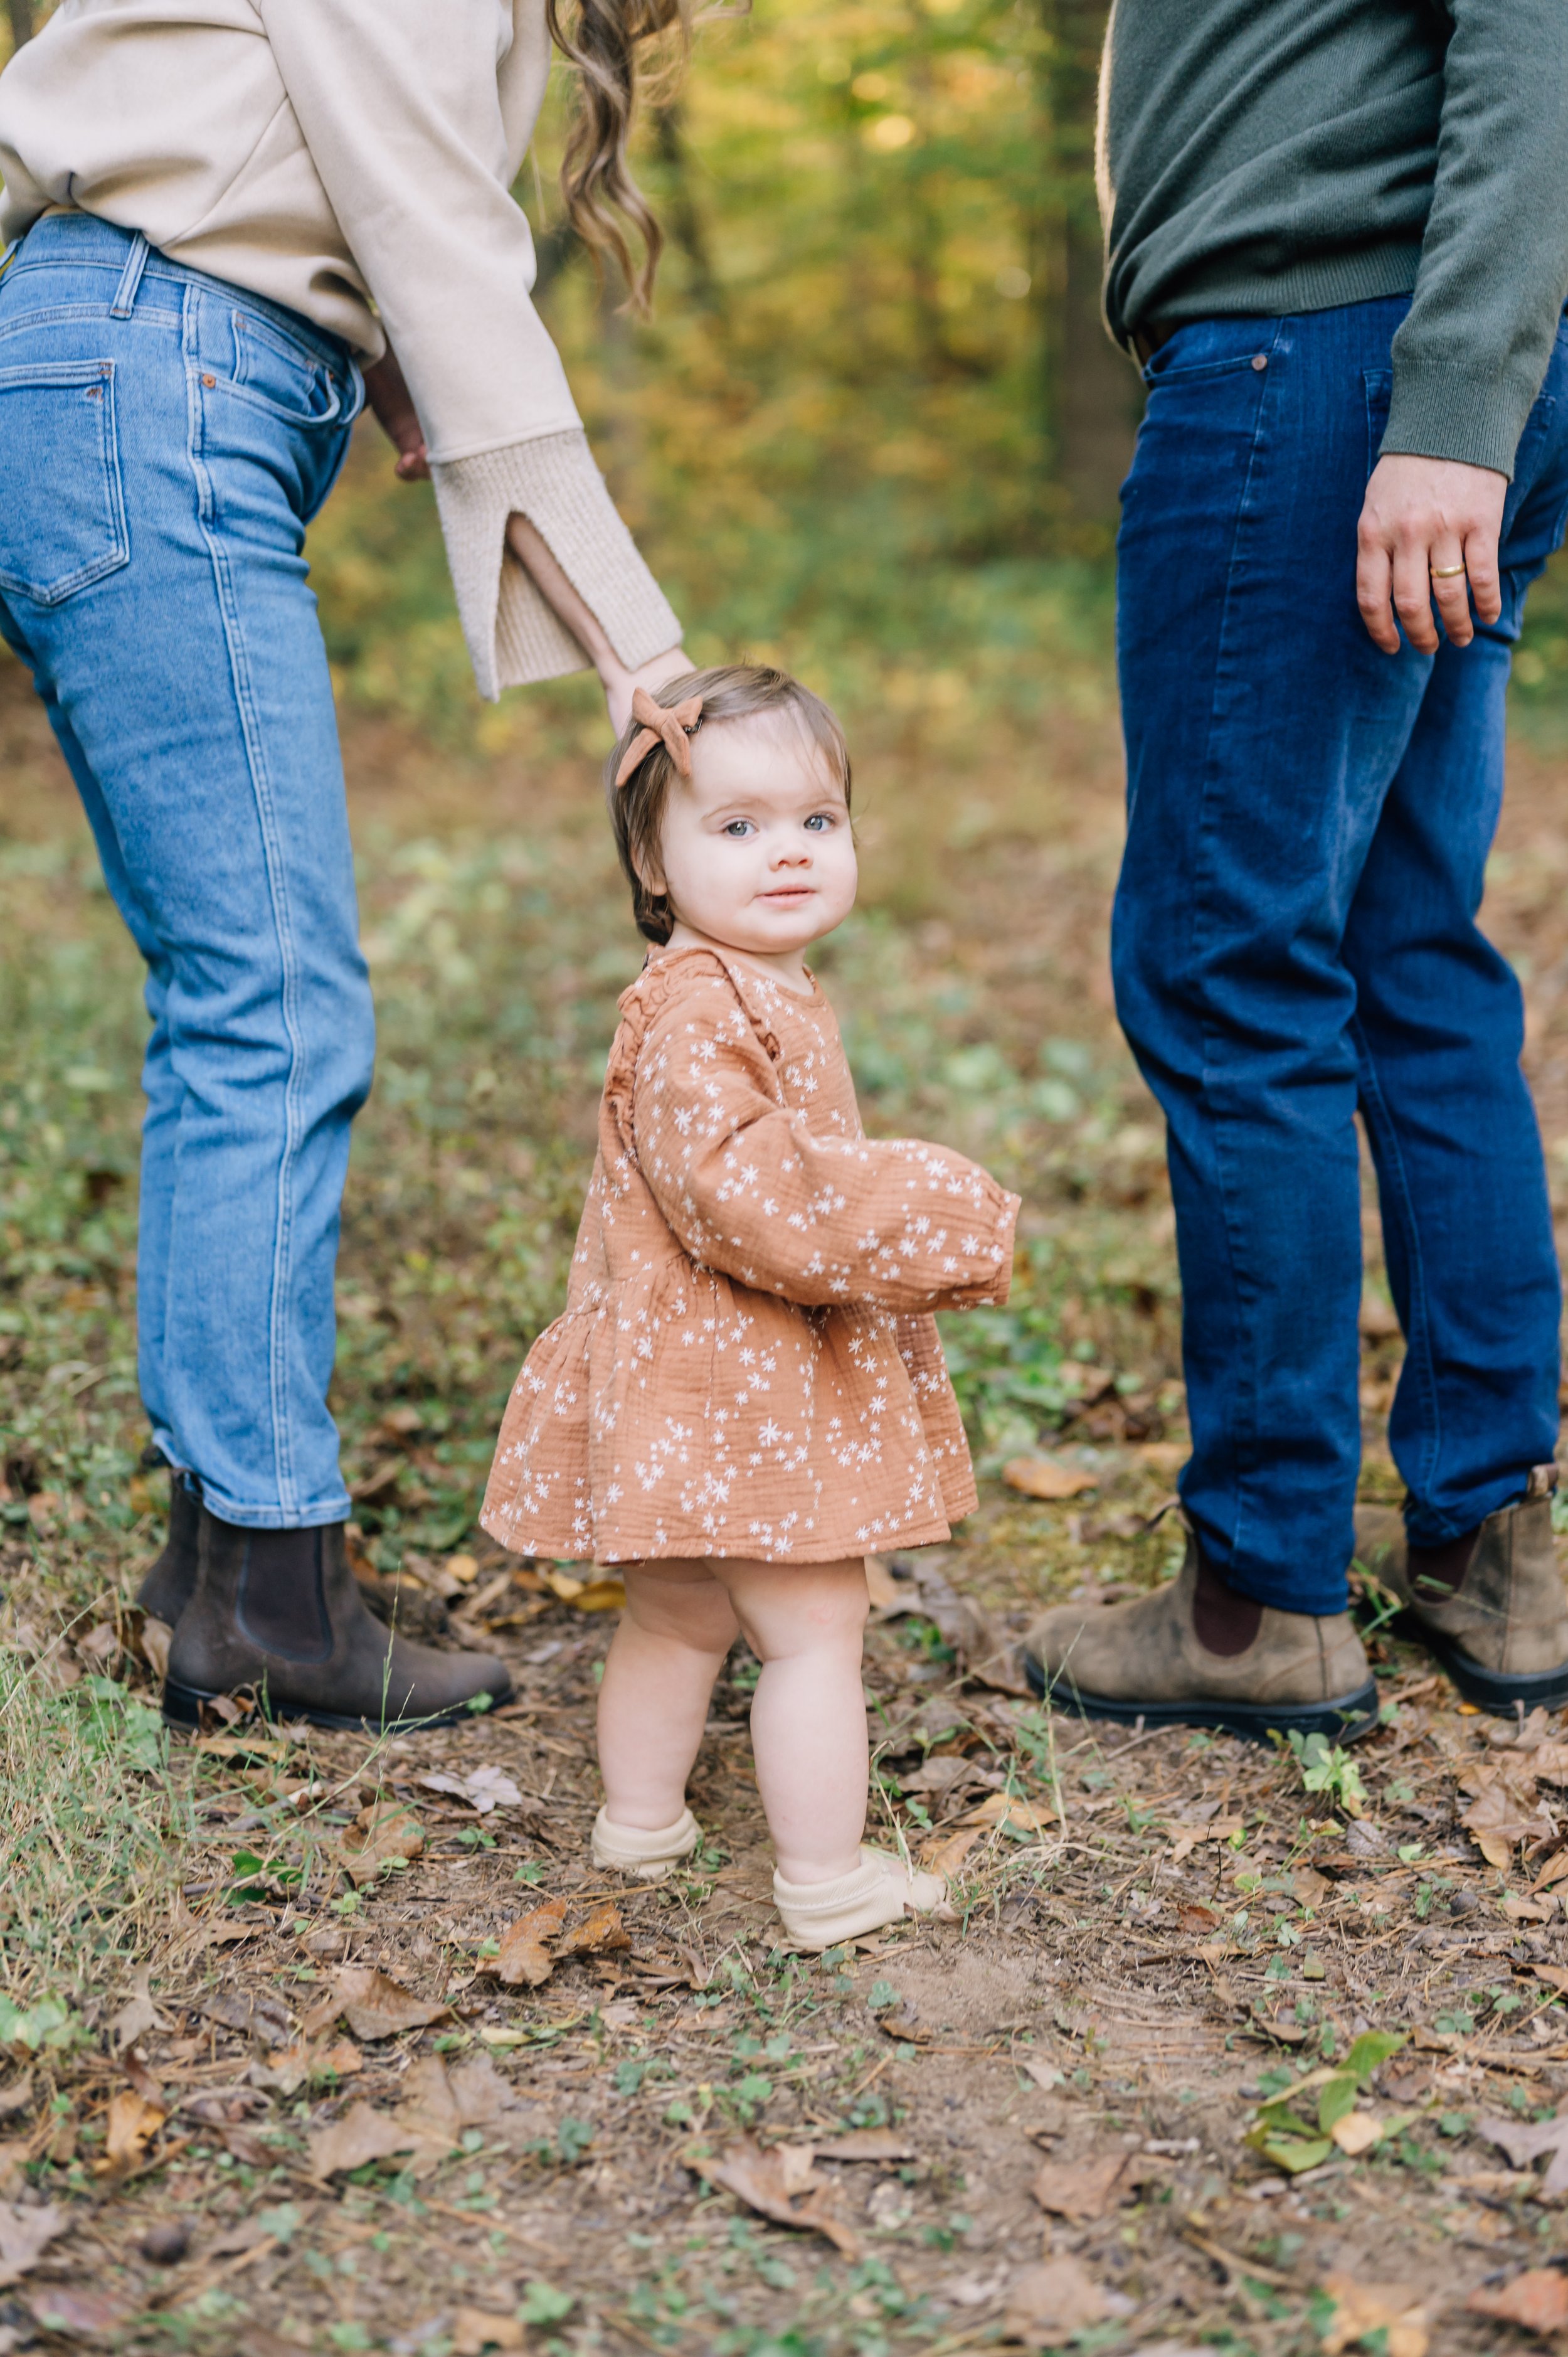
left=804, top=812, right=833, bottom=833
left=723, top=819, right=753, bottom=838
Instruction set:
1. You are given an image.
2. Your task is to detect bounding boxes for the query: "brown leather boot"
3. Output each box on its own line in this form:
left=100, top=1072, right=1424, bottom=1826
left=1022, top=1521, right=1377, bottom=1742
left=135, top=1468, right=202, bottom=1627
left=164, top=1507, right=512, bottom=1731
left=1353, top=1465, right=1568, bottom=1713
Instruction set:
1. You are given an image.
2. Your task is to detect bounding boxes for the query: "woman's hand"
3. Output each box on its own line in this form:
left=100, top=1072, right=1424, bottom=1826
left=362, top=347, right=430, bottom=482
left=602, top=646, right=695, bottom=735
left=1356, top=454, right=1507, bottom=654
left=505, top=513, right=689, bottom=731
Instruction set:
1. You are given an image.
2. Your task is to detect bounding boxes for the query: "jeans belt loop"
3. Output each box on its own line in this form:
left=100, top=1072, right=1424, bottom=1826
left=110, top=230, right=151, bottom=319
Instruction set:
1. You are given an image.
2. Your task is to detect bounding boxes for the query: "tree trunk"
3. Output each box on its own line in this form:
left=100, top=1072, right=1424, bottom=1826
left=6, top=0, right=34, bottom=51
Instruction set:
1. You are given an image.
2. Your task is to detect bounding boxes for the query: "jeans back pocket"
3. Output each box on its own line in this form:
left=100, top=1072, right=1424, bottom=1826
left=231, top=312, right=347, bottom=427
left=0, top=359, right=129, bottom=605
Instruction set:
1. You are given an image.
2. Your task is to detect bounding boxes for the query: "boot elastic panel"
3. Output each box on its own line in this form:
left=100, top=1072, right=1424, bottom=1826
left=236, top=1527, right=332, bottom=1663
left=135, top=1469, right=203, bottom=1627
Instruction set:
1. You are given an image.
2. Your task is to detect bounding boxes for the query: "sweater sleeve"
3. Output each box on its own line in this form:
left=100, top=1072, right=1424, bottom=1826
left=1381, top=0, right=1568, bottom=478
left=631, top=974, right=1019, bottom=1312
left=257, top=0, right=681, bottom=696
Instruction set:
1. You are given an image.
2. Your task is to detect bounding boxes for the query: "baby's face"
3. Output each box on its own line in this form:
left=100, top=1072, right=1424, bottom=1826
left=650, top=716, right=857, bottom=964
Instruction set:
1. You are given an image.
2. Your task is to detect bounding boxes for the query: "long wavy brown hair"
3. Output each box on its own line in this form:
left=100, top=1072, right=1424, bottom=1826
left=546, top=0, right=691, bottom=310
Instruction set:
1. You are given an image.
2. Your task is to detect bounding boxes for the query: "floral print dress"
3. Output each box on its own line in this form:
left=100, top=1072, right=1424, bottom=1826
left=481, top=946, right=1020, bottom=1565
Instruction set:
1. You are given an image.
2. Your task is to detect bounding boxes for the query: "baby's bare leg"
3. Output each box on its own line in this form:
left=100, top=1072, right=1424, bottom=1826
left=716, top=1556, right=871, bottom=1885
left=597, top=1561, right=741, bottom=1831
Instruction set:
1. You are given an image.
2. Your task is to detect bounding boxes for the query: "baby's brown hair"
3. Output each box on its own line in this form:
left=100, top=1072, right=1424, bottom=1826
left=605, top=664, right=852, bottom=944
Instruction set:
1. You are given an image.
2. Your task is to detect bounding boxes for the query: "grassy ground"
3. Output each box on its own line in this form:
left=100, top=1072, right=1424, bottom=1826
left=5, top=556, right=1568, bottom=2356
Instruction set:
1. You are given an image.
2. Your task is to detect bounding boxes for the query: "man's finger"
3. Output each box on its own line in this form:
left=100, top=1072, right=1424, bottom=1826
left=1355, top=534, right=1401, bottom=655
left=1463, top=527, right=1503, bottom=627
left=1428, top=546, right=1475, bottom=648
left=1391, top=541, right=1439, bottom=655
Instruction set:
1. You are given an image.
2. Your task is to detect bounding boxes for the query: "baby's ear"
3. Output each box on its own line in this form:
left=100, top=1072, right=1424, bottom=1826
left=631, top=844, right=667, bottom=896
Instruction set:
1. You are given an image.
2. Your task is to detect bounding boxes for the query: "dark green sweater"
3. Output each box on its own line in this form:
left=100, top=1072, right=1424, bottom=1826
left=1100, top=0, right=1568, bottom=476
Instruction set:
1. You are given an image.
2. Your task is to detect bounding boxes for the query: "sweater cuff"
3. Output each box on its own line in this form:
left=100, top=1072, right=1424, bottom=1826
left=1379, top=361, right=1541, bottom=481
left=430, top=429, right=682, bottom=700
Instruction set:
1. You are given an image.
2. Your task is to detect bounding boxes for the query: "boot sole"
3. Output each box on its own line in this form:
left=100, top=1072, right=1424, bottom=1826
left=162, top=1676, right=512, bottom=1735
left=1394, top=1619, right=1568, bottom=1716
left=1023, top=1654, right=1380, bottom=1745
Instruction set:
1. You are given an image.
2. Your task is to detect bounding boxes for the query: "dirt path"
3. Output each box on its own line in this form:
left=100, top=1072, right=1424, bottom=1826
left=2, top=656, right=1567, bottom=2354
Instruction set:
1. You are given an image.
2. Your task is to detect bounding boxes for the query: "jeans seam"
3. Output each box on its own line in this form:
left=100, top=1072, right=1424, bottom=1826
left=183, top=285, right=306, bottom=1519
left=1351, top=1013, right=1442, bottom=1510
left=1185, top=321, right=1282, bottom=1581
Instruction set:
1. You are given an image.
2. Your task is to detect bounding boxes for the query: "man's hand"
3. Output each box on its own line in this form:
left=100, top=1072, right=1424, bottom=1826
left=361, top=348, right=429, bottom=482
left=1356, top=454, right=1507, bottom=654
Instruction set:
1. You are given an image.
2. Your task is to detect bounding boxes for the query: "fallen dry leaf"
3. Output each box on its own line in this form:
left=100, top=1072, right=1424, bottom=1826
left=23, top=2284, right=130, bottom=2340
left=689, top=2137, right=861, bottom=2256
left=1466, top=2268, right=1568, bottom=2334
left=1319, top=2274, right=1430, bottom=2357
left=1032, top=2149, right=1136, bottom=2222
left=542, top=1568, right=625, bottom=1611
left=1473, top=2109, right=1568, bottom=2198
left=919, top=1826, right=982, bottom=1878
left=107, top=1963, right=161, bottom=2053
left=487, top=1898, right=568, bottom=1988
left=339, top=1799, right=425, bottom=1886
left=418, top=1765, right=524, bottom=1814
left=319, top=1966, right=453, bottom=2044
left=260, top=2038, right=363, bottom=2096
left=1003, top=2256, right=1130, bottom=2345
left=0, top=2201, right=67, bottom=2287
left=1531, top=1843, right=1568, bottom=1893
left=98, top=2088, right=167, bottom=2175
left=1532, top=1962, right=1568, bottom=1995
left=958, top=1790, right=1056, bottom=1835
left=557, top=1901, right=630, bottom=1960
left=139, top=1615, right=172, bottom=1682
left=201, top=1986, right=293, bottom=2046
left=1329, top=2111, right=1384, bottom=2157
left=1169, top=1817, right=1243, bottom=1865
left=808, top=2129, right=918, bottom=2163
left=1002, top=1455, right=1099, bottom=1501
left=452, top=2309, right=526, bottom=2355
left=308, top=2100, right=426, bottom=2179
left=0, top=2074, right=33, bottom=2122
left=864, top=1555, right=914, bottom=1610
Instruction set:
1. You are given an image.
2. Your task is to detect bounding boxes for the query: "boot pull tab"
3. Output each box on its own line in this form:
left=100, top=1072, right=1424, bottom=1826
left=1528, top=1463, right=1558, bottom=1503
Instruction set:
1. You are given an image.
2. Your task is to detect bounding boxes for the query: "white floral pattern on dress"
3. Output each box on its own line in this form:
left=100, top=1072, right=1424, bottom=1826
left=481, top=947, right=1020, bottom=1564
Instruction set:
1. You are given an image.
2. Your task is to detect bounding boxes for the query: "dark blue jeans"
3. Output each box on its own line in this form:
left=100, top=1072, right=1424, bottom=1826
left=1115, top=296, right=1568, bottom=1615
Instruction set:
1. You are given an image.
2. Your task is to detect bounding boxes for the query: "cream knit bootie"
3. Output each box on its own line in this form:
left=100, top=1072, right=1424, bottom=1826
left=591, top=1806, right=701, bottom=1880
left=773, top=1846, right=946, bottom=1950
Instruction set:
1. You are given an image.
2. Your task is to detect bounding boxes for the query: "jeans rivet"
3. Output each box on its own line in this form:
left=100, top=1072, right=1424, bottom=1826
left=1251, top=353, right=1268, bottom=372
left=201, top=372, right=216, bottom=388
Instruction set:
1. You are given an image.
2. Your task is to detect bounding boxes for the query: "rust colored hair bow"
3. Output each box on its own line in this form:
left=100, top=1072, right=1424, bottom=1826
left=613, top=688, right=704, bottom=789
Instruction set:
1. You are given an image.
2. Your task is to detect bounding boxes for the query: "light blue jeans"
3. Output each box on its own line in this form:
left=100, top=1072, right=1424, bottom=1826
left=0, top=213, right=371, bottom=1527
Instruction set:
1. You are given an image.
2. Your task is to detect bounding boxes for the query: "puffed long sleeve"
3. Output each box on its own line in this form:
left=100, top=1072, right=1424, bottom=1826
left=630, top=970, right=1019, bottom=1312
left=259, top=0, right=682, bottom=694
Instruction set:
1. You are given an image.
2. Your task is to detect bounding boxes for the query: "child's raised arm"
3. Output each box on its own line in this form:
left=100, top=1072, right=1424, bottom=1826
left=628, top=970, right=1019, bottom=1312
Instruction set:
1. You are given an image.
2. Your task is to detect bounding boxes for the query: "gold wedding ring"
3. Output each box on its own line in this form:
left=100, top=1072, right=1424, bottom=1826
left=1430, top=562, right=1468, bottom=579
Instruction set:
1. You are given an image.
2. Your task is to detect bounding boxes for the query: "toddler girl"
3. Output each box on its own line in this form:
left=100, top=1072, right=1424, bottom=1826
left=481, top=666, right=1020, bottom=1948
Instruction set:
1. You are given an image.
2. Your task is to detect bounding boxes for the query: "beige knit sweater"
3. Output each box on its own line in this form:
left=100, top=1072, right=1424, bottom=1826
left=0, top=0, right=682, bottom=698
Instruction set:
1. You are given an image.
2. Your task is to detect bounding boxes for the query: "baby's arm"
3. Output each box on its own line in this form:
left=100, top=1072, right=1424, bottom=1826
left=631, top=983, right=1019, bottom=1311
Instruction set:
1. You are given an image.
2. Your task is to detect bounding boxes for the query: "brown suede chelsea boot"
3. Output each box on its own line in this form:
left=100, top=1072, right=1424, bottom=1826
left=164, top=1506, right=512, bottom=1732
left=1353, top=1464, right=1568, bottom=1713
left=1021, top=1519, right=1377, bottom=1742
left=135, top=1467, right=202, bottom=1628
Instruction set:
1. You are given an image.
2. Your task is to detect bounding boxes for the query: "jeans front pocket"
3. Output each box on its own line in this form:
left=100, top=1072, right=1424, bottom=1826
left=0, top=359, right=129, bottom=605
